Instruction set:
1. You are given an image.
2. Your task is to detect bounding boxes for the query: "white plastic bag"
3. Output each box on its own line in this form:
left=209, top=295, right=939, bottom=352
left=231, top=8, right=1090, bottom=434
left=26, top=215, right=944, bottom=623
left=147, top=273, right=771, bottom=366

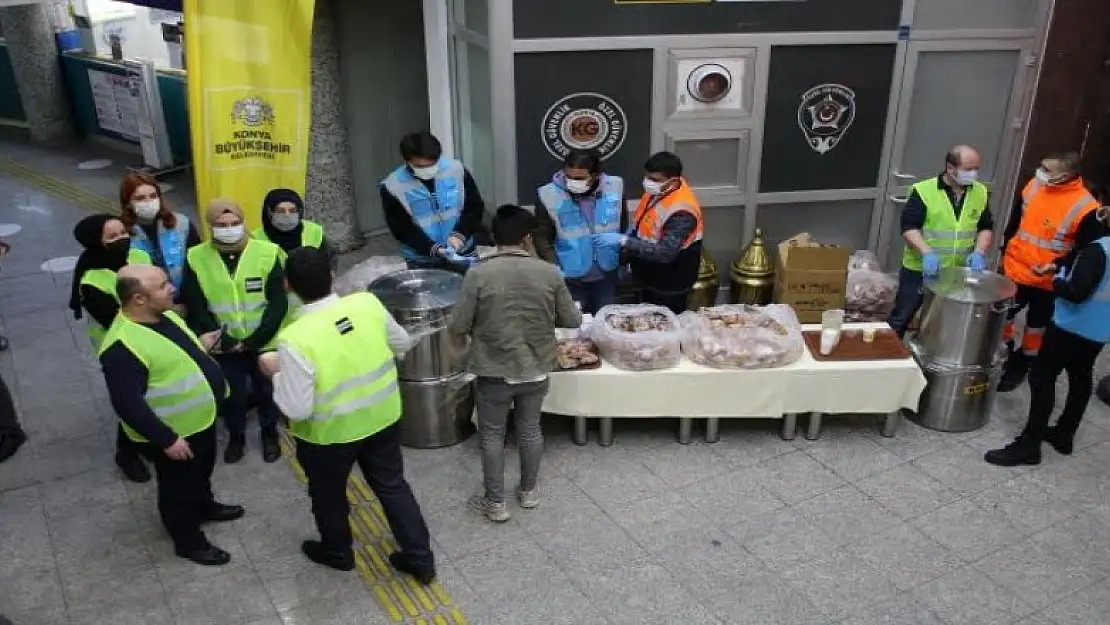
left=333, top=256, right=408, bottom=296
left=679, top=304, right=803, bottom=369
left=848, top=250, right=882, bottom=272
left=845, top=270, right=898, bottom=322
left=591, top=304, right=682, bottom=371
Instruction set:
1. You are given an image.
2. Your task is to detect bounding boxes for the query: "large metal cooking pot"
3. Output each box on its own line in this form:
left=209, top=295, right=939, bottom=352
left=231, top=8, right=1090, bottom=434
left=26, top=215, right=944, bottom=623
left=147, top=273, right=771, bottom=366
left=369, top=269, right=468, bottom=381
left=917, top=267, right=1016, bottom=366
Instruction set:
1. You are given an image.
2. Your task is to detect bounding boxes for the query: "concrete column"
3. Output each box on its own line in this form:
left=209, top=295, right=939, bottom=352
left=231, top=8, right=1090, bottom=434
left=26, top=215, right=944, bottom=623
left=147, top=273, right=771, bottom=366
left=0, top=3, right=74, bottom=145
left=305, top=0, right=362, bottom=252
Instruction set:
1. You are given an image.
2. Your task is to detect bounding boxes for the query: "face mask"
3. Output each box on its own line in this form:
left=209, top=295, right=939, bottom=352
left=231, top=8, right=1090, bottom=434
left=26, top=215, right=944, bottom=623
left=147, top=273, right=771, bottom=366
left=565, top=178, right=591, bottom=195
left=105, top=238, right=131, bottom=259
left=1036, top=168, right=1069, bottom=185
left=133, top=199, right=160, bottom=220
left=643, top=178, right=664, bottom=196
left=271, top=212, right=300, bottom=232
left=953, top=169, right=978, bottom=186
left=411, top=163, right=439, bottom=180
left=212, top=225, right=245, bottom=244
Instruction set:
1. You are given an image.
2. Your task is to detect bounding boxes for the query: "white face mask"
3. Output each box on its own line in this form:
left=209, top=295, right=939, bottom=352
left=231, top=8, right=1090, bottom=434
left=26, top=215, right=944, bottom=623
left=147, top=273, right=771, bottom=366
left=643, top=178, right=664, bottom=196
left=133, top=199, right=160, bottom=220
left=212, top=225, right=245, bottom=244
left=565, top=178, right=591, bottom=194
left=271, top=212, right=300, bottom=232
left=411, top=163, right=439, bottom=180
left=953, top=169, right=979, bottom=186
left=1035, top=167, right=1069, bottom=185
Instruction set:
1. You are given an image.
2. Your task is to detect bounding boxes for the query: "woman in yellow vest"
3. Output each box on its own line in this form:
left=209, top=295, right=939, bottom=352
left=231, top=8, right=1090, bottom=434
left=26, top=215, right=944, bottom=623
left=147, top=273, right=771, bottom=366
left=252, top=188, right=337, bottom=269
left=68, top=214, right=152, bottom=483
left=179, top=199, right=288, bottom=464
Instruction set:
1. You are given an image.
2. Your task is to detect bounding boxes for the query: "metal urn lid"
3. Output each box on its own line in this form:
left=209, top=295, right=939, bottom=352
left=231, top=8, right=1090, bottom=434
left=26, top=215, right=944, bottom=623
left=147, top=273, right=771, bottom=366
left=368, top=269, right=463, bottom=313
left=731, top=228, right=774, bottom=279
left=925, top=267, right=1016, bottom=304
left=697, top=248, right=719, bottom=281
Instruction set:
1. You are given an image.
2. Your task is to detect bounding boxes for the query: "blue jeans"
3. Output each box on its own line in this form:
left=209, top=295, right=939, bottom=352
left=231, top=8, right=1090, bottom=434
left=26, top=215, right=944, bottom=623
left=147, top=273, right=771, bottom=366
left=888, top=266, right=924, bottom=337
left=567, top=272, right=618, bottom=315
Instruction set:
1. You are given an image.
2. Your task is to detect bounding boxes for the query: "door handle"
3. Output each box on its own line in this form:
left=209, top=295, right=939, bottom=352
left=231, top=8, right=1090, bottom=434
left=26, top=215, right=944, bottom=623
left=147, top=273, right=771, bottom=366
left=888, top=195, right=908, bottom=204
left=891, top=171, right=916, bottom=181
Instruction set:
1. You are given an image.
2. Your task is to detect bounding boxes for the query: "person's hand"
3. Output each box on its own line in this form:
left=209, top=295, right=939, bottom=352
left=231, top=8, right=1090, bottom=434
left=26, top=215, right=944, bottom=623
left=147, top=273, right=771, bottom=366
left=231, top=342, right=245, bottom=353
left=1032, top=263, right=1057, bottom=277
left=199, top=330, right=222, bottom=352
left=0, top=239, right=9, bottom=258
left=966, top=251, right=988, bottom=273
left=258, top=351, right=279, bottom=377
left=592, top=233, right=626, bottom=249
left=1055, top=265, right=1069, bottom=282
left=922, top=251, right=941, bottom=278
left=165, top=437, right=193, bottom=461
left=447, top=233, right=465, bottom=252
left=431, top=244, right=451, bottom=260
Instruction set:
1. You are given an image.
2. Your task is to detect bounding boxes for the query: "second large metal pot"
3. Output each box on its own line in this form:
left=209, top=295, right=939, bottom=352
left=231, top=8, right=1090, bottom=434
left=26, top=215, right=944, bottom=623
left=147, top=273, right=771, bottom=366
left=369, top=269, right=468, bottom=381
left=917, top=266, right=1016, bottom=366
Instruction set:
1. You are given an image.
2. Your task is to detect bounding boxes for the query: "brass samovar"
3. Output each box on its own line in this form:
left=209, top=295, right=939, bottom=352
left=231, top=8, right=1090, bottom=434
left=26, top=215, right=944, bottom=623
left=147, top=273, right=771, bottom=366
left=730, top=228, right=775, bottom=305
left=686, top=248, right=720, bottom=311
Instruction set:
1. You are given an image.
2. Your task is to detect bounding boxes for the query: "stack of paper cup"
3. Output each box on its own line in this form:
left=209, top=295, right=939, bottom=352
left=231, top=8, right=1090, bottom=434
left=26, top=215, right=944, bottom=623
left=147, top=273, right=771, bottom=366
left=820, top=309, right=845, bottom=356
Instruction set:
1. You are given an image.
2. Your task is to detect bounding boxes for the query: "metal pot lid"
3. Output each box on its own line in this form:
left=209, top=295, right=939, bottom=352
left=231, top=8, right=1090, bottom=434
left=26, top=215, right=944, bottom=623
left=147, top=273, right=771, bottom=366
left=924, top=267, right=1016, bottom=304
left=368, top=269, right=463, bottom=312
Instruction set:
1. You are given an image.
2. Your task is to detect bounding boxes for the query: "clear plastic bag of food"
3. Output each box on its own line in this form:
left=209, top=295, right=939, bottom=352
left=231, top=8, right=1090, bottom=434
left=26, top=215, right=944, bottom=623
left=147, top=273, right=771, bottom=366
left=845, top=269, right=898, bottom=322
left=679, top=304, right=804, bottom=369
left=333, top=256, right=408, bottom=296
left=848, top=250, right=882, bottom=272
left=591, top=304, right=682, bottom=371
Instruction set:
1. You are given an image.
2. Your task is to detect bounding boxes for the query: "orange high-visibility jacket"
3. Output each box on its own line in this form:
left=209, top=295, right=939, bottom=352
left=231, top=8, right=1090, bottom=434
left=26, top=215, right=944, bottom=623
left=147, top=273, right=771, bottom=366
left=1002, top=176, right=1098, bottom=289
left=632, top=179, right=704, bottom=248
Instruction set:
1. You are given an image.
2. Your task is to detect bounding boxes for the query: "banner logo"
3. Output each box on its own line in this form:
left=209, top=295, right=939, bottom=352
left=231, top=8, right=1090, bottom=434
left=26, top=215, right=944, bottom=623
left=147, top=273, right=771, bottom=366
left=541, top=92, right=627, bottom=160
left=208, top=90, right=300, bottom=164
left=797, top=83, right=856, bottom=155
left=231, top=97, right=275, bottom=127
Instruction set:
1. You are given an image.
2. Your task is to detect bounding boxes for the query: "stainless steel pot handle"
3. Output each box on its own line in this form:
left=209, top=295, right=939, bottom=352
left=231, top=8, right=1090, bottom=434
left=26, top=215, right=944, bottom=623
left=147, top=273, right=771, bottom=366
left=990, top=300, right=1013, bottom=314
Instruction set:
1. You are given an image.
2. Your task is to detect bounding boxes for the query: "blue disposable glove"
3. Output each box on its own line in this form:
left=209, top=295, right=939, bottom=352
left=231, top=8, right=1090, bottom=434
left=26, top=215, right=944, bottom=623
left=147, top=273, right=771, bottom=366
left=443, top=249, right=473, bottom=266
left=592, top=232, right=626, bottom=249
left=966, top=251, right=988, bottom=273
left=922, top=251, right=941, bottom=278
left=1054, top=265, right=1069, bottom=283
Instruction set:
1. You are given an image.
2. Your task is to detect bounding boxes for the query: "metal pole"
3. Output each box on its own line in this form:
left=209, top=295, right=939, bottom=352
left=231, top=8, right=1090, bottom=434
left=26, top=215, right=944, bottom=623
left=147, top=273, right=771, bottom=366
left=573, top=417, right=588, bottom=446
left=781, top=413, right=797, bottom=441
left=705, top=418, right=720, bottom=443
left=677, top=418, right=693, bottom=445
left=805, top=412, right=823, bottom=441
left=881, top=410, right=902, bottom=437
left=598, top=418, right=614, bottom=446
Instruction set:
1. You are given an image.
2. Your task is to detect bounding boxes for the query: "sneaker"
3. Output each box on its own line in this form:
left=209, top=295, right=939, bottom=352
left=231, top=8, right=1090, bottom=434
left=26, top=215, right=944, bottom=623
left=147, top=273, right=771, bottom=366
left=984, top=441, right=1041, bottom=467
left=516, top=488, right=539, bottom=509
left=467, top=495, right=510, bottom=522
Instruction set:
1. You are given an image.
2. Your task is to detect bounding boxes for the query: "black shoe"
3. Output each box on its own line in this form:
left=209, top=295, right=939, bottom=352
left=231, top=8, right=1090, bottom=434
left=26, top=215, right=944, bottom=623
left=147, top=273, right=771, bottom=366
left=0, top=429, right=27, bottom=464
left=301, top=540, right=355, bottom=571
left=224, top=435, right=245, bottom=464
left=261, top=427, right=281, bottom=463
left=175, top=544, right=231, bottom=566
left=389, top=552, right=436, bottom=585
left=984, top=441, right=1041, bottom=467
left=115, top=451, right=152, bottom=483
left=997, top=353, right=1030, bottom=393
left=1044, top=427, right=1075, bottom=456
left=205, top=502, right=245, bottom=523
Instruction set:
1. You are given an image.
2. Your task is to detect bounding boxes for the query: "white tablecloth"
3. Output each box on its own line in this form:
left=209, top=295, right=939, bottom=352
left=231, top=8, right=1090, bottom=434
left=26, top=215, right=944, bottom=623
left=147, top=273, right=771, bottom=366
left=543, top=322, right=927, bottom=418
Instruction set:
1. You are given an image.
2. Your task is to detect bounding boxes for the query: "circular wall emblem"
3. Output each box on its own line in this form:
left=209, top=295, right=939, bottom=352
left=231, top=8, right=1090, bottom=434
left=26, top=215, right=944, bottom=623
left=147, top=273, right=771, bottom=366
left=541, top=92, right=628, bottom=161
left=797, top=83, right=857, bottom=155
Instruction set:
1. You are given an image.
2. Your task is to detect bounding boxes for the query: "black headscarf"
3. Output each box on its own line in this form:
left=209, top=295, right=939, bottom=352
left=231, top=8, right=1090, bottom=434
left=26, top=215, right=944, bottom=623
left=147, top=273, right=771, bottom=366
left=261, top=188, right=306, bottom=253
left=69, top=214, right=128, bottom=320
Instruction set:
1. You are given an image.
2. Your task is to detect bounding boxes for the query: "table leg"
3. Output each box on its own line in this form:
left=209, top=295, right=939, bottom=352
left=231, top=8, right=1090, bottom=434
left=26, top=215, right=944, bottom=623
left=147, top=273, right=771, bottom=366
left=678, top=418, right=693, bottom=445
left=781, top=413, right=797, bottom=441
left=805, top=412, right=823, bottom=441
left=573, top=417, right=588, bottom=446
left=705, top=418, right=720, bottom=444
left=881, top=410, right=901, bottom=438
left=598, top=418, right=614, bottom=447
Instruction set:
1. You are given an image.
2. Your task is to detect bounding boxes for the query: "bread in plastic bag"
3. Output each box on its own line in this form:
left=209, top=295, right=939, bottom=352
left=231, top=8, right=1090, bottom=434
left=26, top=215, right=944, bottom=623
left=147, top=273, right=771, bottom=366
left=333, top=256, right=408, bottom=296
left=590, top=304, right=681, bottom=371
left=845, top=269, right=898, bottom=322
left=679, top=304, right=803, bottom=369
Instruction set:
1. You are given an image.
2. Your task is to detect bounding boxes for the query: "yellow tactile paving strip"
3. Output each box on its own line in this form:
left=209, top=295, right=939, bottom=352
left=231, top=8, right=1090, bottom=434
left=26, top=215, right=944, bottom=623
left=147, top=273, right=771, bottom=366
left=278, top=434, right=469, bottom=625
left=0, top=156, right=118, bottom=214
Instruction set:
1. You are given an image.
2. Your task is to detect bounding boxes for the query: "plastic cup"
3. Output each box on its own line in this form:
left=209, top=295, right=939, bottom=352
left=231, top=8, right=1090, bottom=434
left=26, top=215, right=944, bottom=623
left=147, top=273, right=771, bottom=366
left=821, top=309, right=845, bottom=332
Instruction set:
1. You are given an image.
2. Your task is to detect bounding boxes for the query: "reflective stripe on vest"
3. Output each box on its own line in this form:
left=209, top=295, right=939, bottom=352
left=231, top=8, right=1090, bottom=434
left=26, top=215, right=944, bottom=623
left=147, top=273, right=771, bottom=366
left=278, top=292, right=402, bottom=444
left=381, top=159, right=466, bottom=260
left=1054, top=237, right=1110, bottom=344
left=80, top=268, right=119, bottom=350
left=538, top=175, right=624, bottom=278
left=98, top=310, right=218, bottom=443
left=1003, top=177, right=1099, bottom=289
left=632, top=179, right=704, bottom=248
left=130, top=214, right=189, bottom=290
left=186, top=240, right=280, bottom=339
left=902, top=177, right=988, bottom=271
left=1013, top=183, right=1097, bottom=253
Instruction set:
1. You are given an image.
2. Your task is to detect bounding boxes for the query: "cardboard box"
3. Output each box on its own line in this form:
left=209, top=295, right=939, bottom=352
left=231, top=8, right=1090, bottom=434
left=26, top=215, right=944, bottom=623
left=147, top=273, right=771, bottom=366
left=773, top=232, right=851, bottom=323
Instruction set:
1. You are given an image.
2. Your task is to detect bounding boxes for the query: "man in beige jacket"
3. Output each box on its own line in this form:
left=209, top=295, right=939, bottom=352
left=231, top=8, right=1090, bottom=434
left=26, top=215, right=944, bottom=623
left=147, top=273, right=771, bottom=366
left=448, top=204, right=582, bottom=522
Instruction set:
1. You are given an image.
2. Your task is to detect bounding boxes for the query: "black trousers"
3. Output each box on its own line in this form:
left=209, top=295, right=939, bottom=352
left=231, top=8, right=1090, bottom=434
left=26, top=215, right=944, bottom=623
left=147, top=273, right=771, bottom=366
left=641, top=287, right=690, bottom=315
left=295, top=422, right=434, bottom=573
left=1019, top=323, right=1106, bottom=446
left=215, top=352, right=279, bottom=436
left=138, top=424, right=217, bottom=551
left=0, top=371, right=20, bottom=434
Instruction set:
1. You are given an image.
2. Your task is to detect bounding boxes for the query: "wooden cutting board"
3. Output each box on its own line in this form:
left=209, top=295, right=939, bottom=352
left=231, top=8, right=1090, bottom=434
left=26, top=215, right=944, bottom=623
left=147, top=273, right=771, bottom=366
left=803, top=329, right=911, bottom=361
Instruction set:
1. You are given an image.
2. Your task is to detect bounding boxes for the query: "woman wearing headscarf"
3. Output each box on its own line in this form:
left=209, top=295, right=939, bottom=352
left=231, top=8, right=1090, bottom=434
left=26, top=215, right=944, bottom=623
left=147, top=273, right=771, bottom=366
left=253, top=188, right=337, bottom=269
left=69, top=213, right=153, bottom=483
left=119, top=172, right=201, bottom=293
left=180, top=199, right=287, bottom=464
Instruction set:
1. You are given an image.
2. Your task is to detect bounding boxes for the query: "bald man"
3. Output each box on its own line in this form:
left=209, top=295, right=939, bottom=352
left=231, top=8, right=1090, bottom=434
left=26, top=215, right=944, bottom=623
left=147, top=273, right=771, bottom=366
left=889, top=145, right=995, bottom=337
left=99, top=265, right=243, bottom=566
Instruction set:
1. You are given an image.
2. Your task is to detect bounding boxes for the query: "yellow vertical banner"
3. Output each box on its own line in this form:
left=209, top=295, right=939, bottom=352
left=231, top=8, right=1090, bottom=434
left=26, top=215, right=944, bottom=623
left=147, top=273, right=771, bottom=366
left=184, top=0, right=315, bottom=233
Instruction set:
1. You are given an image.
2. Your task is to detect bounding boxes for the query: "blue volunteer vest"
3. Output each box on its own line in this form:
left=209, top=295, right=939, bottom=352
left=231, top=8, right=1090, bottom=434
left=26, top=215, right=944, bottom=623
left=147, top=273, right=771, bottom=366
left=1054, top=237, right=1110, bottom=344
left=537, top=175, right=624, bottom=279
left=131, top=213, right=189, bottom=289
left=381, top=158, right=467, bottom=261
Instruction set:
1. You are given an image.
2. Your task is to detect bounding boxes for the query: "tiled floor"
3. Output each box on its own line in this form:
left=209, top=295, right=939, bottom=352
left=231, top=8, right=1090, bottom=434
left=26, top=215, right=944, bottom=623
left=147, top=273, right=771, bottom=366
left=2, top=133, right=1110, bottom=624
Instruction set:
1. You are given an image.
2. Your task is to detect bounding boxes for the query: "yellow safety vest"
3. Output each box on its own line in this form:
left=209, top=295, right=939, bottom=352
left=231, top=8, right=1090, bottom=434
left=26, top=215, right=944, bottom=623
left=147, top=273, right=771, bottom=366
left=251, top=220, right=325, bottom=332
left=278, top=292, right=401, bottom=445
left=79, top=248, right=153, bottom=350
left=185, top=240, right=281, bottom=340
left=903, top=177, right=988, bottom=271
left=98, top=311, right=220, bottom=443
